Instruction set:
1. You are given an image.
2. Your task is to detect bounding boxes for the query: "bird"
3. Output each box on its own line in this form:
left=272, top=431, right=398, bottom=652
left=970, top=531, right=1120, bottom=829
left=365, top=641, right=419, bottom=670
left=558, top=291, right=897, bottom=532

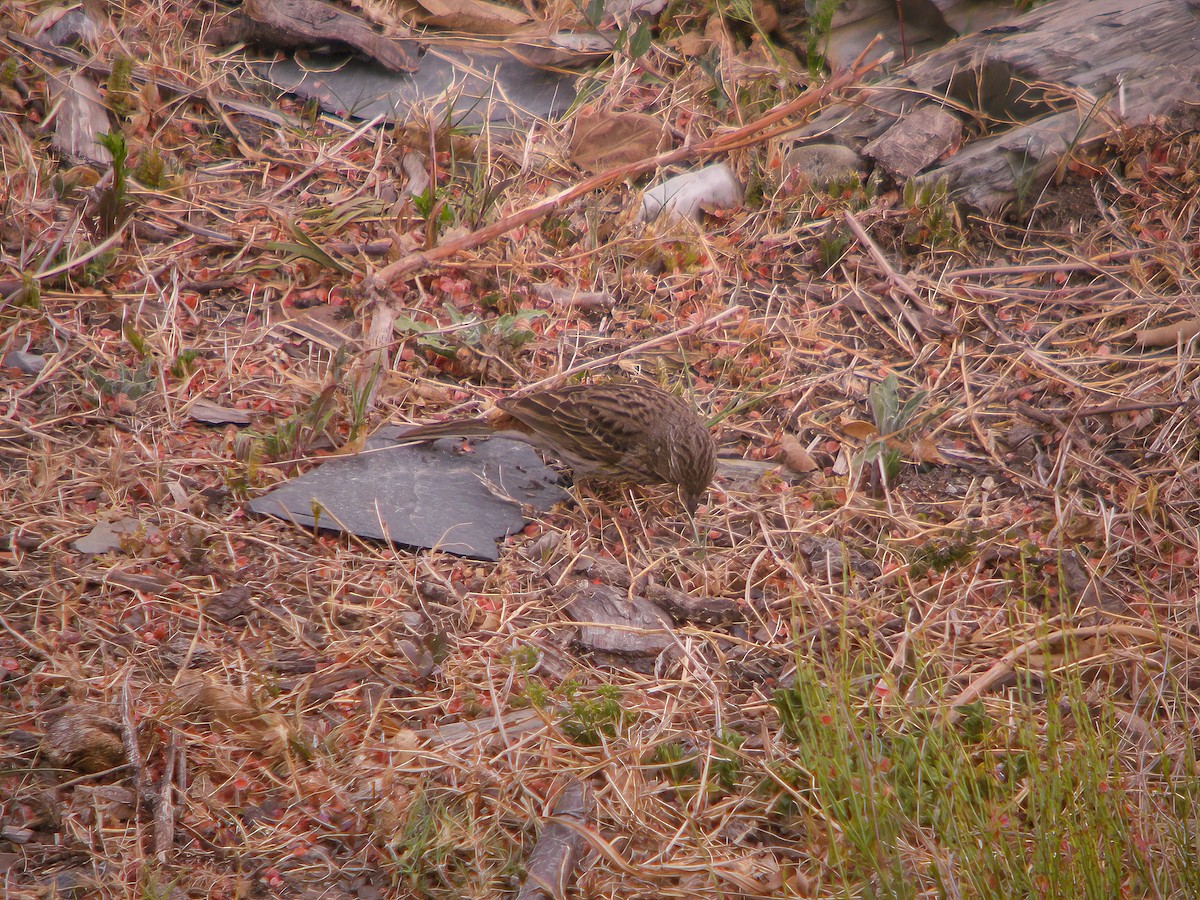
left=394, top=382, right=716, bottom=514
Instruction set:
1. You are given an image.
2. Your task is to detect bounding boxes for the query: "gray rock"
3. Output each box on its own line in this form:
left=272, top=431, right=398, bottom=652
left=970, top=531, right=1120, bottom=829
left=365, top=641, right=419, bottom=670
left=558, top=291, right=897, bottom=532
left=248, top=427, right=568, bottom=560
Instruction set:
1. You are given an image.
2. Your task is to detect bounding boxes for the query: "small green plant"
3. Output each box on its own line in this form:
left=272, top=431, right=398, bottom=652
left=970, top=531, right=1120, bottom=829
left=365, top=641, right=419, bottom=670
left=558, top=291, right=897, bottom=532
left=169, top=349, right=200, bottom=379
left=95, top=131, right=131, bottom=237
left=901, top=177, right=962, bottom=250
left=123, top=323, right=149, bottom=358
left=9, top=271, right=41, bottom=309
left=713, top=730, right=744, bottom=789
left=135, top=868, right=178, bottom=900
left=816, top=229, right=850, bottom=273
left=519, top=680, right=550, bottom=709
left=823, top=172, right=864, bottom=197
left=53, top=166, right=93, bottom=201
left=381, top=784, right=516, bottom=895
left=394, top=306, right=544, bottom=362
left=560, top=682, right=630, bottom=746
left=86, top=325, right=157, bottom=400
left=582, top=0, right=651, bottom=60
left=459, top=164, right=514, bottom=230
left=508, top=644, right=539, bottom=674
left=76, top=248, right=117, bottom=286
left=765, top=639, right=1184, bottom=897
left=87, top=360, right=156, bottom=401
left=105, top=55, right=135, bottom=119
left=908, top=536, right=977, bottom=578
left=615, top=20, right=652, bottom=59
left=412, top=186, right=453, bottom=227
left=134, top=146, right=172, bottom=190
left=300, top=96, right=321, bottom=124
left=805, top=0, right=842, bottom=76
left=331, top=348, right=378, bottom=443
left=695, top=52, right=731, bottom=110
left=254, top=384, right=338, bottom=464
left=863, top=372, right=931, bottom=488
left=647, top=741, right=697, bottom=786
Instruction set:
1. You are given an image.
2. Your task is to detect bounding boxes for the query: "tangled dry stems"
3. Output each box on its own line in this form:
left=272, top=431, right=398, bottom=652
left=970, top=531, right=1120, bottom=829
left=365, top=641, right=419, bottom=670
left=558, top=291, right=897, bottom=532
left=2, top=1, right=1200, bottom=897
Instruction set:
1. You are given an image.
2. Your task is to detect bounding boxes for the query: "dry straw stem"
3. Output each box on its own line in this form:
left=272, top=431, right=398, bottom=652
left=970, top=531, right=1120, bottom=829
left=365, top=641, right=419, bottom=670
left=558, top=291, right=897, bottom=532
left=840, top=209, right=938, bottom=335
left=949, top=622, right=1200, bottom=720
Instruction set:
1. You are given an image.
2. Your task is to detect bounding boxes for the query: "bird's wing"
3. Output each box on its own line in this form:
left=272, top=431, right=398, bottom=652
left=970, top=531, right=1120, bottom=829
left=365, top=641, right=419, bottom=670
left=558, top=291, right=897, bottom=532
left=499, top=391, right=624, bottom=468
left=500, top=386, right=651, bottom=473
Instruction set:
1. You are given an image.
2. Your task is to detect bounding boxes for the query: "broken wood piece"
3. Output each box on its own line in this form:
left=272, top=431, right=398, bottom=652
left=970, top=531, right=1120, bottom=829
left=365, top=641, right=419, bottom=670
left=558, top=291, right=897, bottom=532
left=531, top=282, right=615, bottom=311
left=559, top=581, right=674, bottom=656
left=840, top=211, right=945, bottom=337
left=367, top=56, right=879, bottom=286
left=1134, top=317, right=1200, bottom=348
left=228, top=0, right=418, bottom=72
left=425, top=708, right=547, bottom=749
left=564, top=554, right=741, bottom=626
left=516, top=779, right=595, bottom=900
left=187, top=398, right=253, bottom=425
left=154, top=732, right=180, bottom=861
left=48, top=72, right=112, bottom=166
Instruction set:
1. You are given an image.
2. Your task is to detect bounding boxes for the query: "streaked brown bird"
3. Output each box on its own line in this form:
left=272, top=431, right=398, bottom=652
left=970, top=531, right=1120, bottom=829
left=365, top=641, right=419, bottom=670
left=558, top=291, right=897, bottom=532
left=395, top=382, right=716, bottom=513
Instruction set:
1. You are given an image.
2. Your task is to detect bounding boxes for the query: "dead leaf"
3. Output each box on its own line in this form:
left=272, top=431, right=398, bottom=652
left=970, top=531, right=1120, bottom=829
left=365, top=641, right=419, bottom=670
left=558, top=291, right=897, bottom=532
left=188, top=398, right=253, bottom=426
left=777, top=434, right=818, bottom=473
left=673, top=30, right=714, bottom=56
left=173, top=672, right=288, bottom=754
left=569, top=108, right=670, bottom=173
left=41, top=706, right=126, bottom=775
left=71, top=785, right=137, bottom=824
left=913, top=437, right=946, bottom=464
left=839, top=419, right=878, bottom=440
left=411, top=0, right=530, bottom=34
left=1134, top=317, right=1200, bottom=347
left=386, top=729, right=423, bottom=766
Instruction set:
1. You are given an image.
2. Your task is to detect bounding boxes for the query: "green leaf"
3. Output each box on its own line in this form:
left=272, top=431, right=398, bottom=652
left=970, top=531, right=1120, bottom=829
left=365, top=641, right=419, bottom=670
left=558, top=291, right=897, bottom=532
left=628, top=21, right=652, bottom=58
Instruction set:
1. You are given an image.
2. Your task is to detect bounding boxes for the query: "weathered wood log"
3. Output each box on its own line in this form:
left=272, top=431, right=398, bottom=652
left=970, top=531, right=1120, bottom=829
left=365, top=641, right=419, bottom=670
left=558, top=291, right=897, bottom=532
left=558, top=580, right=675, bottom=657
left=48, top=71, right=111, bottom=166
left=791, top=0, right=1200, bottom=213
left=516, top=780, right=595, bottom=900
left=211, top=0, right=418, bottom=72
left=564, top=553, right=742, bottom=626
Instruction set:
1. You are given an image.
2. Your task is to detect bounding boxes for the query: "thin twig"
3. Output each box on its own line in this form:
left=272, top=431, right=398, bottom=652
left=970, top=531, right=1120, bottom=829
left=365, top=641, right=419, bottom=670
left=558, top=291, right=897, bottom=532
left=840, top=210, right=939, bottom=336
left=519, top=305, right=746, bottom=394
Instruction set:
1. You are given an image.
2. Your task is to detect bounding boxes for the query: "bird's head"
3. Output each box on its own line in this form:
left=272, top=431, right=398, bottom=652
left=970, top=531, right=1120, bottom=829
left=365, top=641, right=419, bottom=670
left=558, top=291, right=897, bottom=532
left=668, top=420, right=717, bottom=516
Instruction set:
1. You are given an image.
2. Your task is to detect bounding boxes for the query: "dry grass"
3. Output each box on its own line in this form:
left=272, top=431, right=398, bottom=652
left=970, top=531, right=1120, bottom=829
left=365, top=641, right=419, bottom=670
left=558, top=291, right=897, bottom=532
left=3, top=1, right=1200, bottom=897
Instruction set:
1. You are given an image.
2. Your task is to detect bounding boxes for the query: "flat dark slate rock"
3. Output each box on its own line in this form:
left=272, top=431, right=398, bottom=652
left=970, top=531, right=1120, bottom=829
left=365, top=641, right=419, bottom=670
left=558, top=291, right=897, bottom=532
left=248, top=426, right=568, bottom=560
left=261, top=49, right=576, bottom=128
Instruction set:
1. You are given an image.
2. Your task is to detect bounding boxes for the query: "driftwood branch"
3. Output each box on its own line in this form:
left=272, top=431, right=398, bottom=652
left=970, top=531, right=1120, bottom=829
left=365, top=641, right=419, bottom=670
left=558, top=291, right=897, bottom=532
left=367, top=52, right=883, bottom=289
left=516, top=779, right=595, bottom=900
left=214, top=0, right=418, bottom=72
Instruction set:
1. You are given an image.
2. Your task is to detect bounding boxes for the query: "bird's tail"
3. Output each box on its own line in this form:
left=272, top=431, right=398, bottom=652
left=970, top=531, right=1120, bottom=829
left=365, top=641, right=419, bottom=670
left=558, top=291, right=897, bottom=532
left=392, top=418, right=497, bottom=442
